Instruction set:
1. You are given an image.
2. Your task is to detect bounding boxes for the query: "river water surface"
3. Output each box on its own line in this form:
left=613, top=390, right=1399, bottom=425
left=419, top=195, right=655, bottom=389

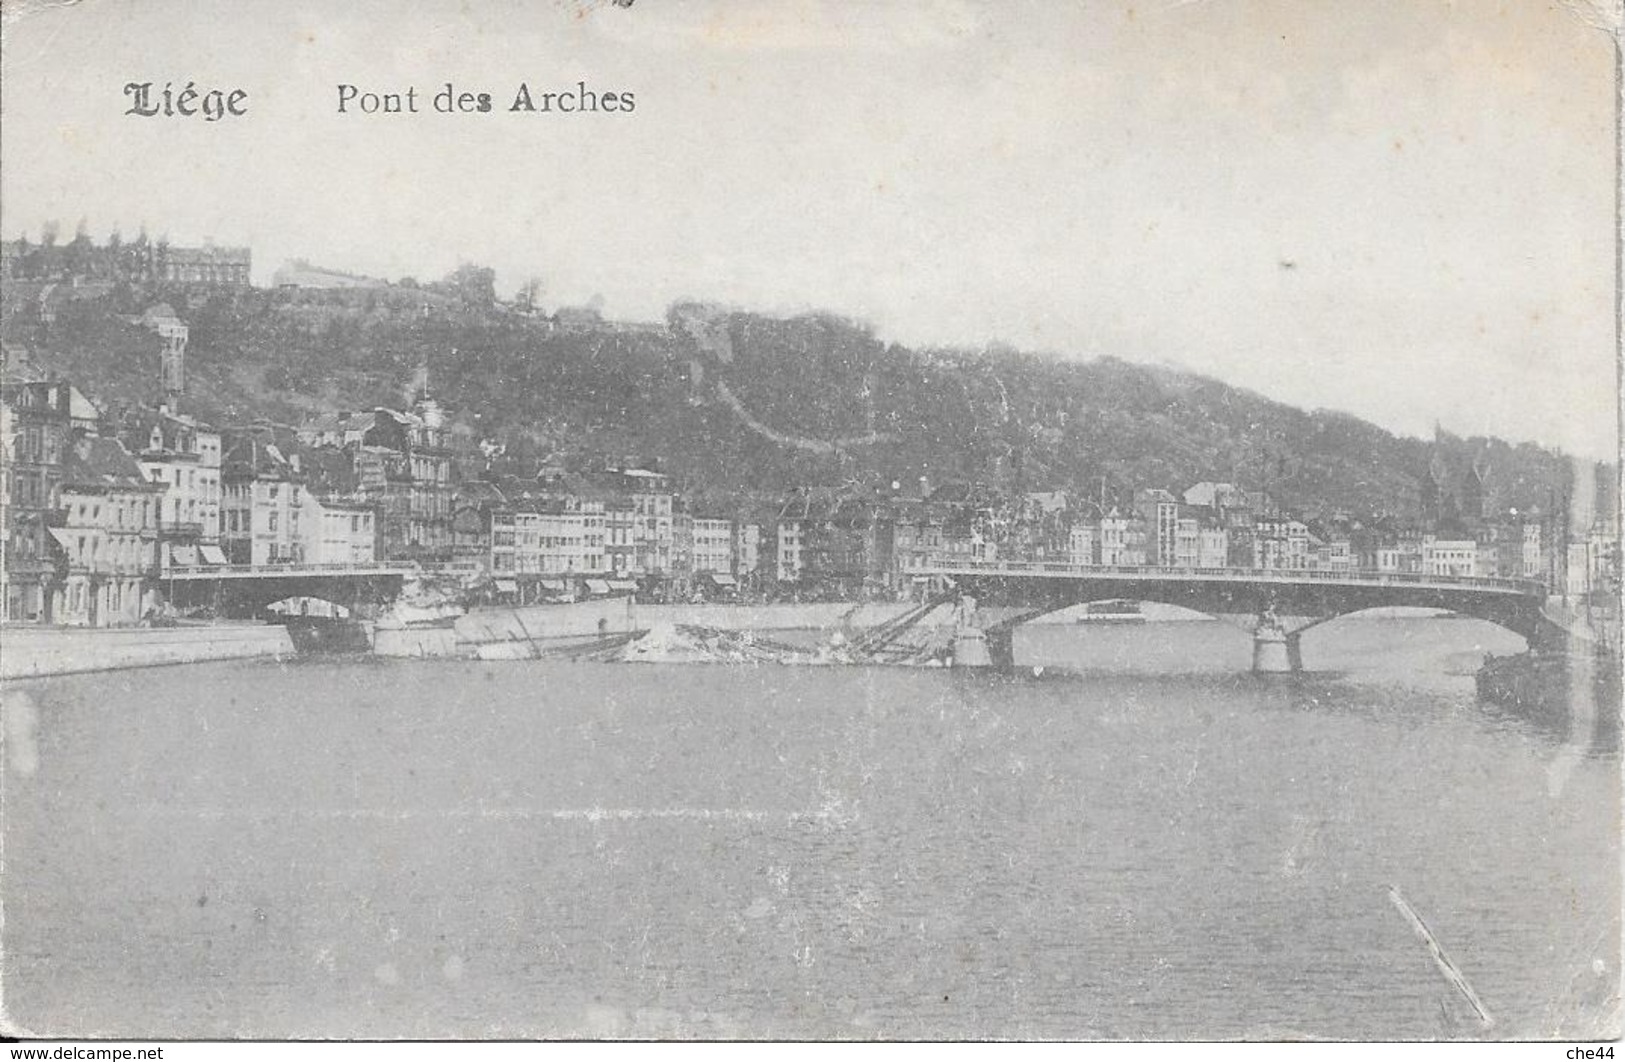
left=3, top=617, right=1618, bottom=1039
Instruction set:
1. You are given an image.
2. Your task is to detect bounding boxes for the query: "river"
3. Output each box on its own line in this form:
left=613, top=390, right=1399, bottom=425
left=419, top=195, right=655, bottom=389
left=2, top=617, right=1618, bottom=1039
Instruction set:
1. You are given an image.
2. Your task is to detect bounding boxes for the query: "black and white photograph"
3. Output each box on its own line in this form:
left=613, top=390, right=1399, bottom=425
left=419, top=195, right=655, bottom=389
left=0, top=0, right=1619, bottom=1046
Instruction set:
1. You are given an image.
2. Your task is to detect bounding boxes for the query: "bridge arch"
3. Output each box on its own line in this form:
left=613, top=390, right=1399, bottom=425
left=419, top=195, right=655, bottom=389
left=164, top=571, right=407, bottom=620
left=995, top=597, right=1536, bottom=646
left=940, top=570, right=1546, bottom=644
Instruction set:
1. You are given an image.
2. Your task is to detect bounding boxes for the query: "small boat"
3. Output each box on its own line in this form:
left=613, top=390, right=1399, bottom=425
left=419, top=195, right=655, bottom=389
left=1075, top=600, right=1145, bottom=624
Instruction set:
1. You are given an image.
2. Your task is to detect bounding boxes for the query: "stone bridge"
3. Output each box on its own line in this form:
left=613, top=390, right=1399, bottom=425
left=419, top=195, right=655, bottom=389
left=903, top=562, right=1551, bottom=672
left=155, top=562, right=413, bottom=619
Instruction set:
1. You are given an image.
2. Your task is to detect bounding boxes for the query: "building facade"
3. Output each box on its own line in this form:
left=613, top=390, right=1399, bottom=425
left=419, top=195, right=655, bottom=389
left=50, top=436, right=161, bottom=626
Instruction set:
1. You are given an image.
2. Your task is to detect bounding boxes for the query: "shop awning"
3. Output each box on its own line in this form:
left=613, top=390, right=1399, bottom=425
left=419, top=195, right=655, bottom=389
left=168, top=544, right=199, bottom=566
left=538, top=578, right=566, bottom=591
left=606, top=579, right=638, bottom=591
left=199, top=545, right=228, bottom=566
left=494, top=578, right=519, bottom=593
left=47, top=527, right=75, bottom=553
left=585, top=579, right=612, bottom=595
left=705, top=573, right=738, bottom=587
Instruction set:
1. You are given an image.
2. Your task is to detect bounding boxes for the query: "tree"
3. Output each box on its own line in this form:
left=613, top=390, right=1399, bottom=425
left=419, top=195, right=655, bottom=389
left=66, top=217, right=93, bottom=275
left=444, top=263, right=496, bottom=309
left=515, top=275, right=544, bottom=313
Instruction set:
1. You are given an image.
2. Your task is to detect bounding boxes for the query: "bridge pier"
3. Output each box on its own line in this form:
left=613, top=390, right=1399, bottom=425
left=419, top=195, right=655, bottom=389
left=950, top=594, right=991, bottom=667
left=951, top=625, right=993, bottom=668
left=949, top=594, right=1018, bottom=670
left=1252, top=613, right=1304, bottom=674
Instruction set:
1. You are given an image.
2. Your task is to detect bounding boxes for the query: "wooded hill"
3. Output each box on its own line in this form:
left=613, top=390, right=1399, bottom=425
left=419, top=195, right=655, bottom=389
left=0, top=277, right=1584, bottom=522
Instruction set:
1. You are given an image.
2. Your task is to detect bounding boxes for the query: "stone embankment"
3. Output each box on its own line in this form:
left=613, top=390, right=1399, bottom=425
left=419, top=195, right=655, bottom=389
left=1, top=624, right=295, bottom=680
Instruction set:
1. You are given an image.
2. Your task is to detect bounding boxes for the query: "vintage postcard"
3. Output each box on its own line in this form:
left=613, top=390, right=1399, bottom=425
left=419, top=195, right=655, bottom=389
left=0, top=0, right=1619, bottom=1046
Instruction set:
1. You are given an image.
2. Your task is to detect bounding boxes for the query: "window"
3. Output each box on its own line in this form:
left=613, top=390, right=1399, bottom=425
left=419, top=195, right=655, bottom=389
left=269, top=512, right=278, bottom=532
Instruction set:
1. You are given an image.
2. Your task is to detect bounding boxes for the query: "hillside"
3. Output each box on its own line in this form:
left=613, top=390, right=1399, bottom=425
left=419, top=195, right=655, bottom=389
left=0, top=278, right=1582, bottom=520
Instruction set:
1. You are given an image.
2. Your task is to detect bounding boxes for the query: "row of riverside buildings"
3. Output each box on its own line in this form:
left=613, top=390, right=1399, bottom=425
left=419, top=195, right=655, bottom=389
left=2, top=303, right=1619, bottom=625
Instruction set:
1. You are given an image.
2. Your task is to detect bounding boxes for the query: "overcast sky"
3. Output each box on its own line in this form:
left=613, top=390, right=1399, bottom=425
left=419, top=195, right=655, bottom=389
left=1, top=0, right=1617, bottom=457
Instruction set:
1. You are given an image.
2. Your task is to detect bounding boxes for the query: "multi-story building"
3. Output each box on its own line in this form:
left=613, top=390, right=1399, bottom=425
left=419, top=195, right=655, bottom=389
left=158, top=243, right=252, bottom=285
left=220, top=430, right=309, bottom=565
left=1253, top=518, right=1310, bottom=570
left=447, top=480, right=504, bottom=574
left=1422, top=537, right=1478, bottom=578
left=488, top=507, right=518, bottom=576
left=1134, top=489, right=1181, bottom=566
left=604, top=497, right=637, bottom=576
left=1311, top=534, right=1353, bottom=572
left=890, top=501, right=944, bottom=583
left=673, top=513, right=737, bottom=596
left=535, top=505, right=607, bottom=575
left=1121, top=515, right=1150, bottom=567
left=1197, top=525, right=1229, bottom=569
left=1068, top=521, right=1097, bottom=566
left=1, top=380, right=75, bottom=622
left=628, top=478, right=674, bottom=575
left=1098, top=508, right=1146, bottom=566
left=570, top=494, right=609, bottom=575
left=1, top=236, right=250, bottom=286
left=797, top=498, right=894, bottom=598
left=303, top=495, right=377, bottom=565
left=776, top=503, right=806, bottom=584
left=1521, top=521, right=1544, bottom=581
left=1015, top=491, right=1071, bottom=561
left=300, top=395, right=459, bottom=562
left=1173, top=517, right=1202, bottom=568
left=690, top=516, right=735, bottom=574
left=733, top=521, right=762, bottom=581
left=50, top=435, right=161, bottom=626
left=124, top=408, right=223, bottom=572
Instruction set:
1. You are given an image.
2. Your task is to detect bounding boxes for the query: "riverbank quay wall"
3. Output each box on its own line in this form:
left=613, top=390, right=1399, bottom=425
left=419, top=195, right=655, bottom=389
left=1, top=624, right=294, bottom=680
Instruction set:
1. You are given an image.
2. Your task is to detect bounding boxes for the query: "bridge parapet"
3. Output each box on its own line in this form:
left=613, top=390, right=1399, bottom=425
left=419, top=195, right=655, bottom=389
left=160, top=562, right=416, bottom=581
left=905, top=561, right=1545, bottom=597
